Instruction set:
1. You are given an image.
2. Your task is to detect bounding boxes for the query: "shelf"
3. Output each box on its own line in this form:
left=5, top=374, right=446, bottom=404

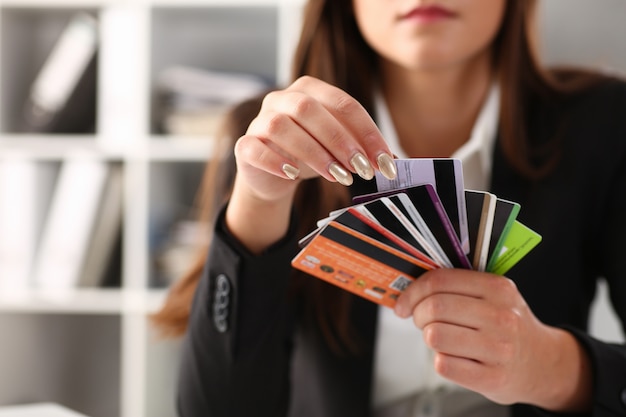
left=0, top=135, right=217, bottom=161
left=0, top=0, right=303, bottom=6
left=0, top=135, right=111, bottom=159
left=0, top=0, right=106, bottom=7
left=0, top=288, right=167, bottom=314
left=150, top=0, right=297, bottom=6
left=147, top=137, right=215, bottom=161
left=0, top=1, right=300, bottom=416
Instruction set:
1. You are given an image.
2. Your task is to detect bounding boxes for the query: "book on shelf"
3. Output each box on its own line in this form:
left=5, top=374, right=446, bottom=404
left=21, top=12, right=98, bottom=134
left=0, top=156, right=55, bottom=292
left=32, top=155, right=112, bottom=290
left=154, top=66, right=270, bottom=136
left=79, top=164, right=123, bottom=287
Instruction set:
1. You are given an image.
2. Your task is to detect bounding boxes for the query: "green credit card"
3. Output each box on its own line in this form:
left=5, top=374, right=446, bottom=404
left=488, top=220, right=541, bottom=275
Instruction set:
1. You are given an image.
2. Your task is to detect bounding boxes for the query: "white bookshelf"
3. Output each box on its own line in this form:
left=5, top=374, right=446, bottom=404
left=0, top=288, right=166, bottom=315
left=0, top=1, right=304, bottom=416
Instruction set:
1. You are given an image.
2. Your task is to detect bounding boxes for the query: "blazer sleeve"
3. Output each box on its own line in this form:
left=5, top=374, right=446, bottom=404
left=577, top=100, right=626, bottom=415
left=551, top=82, right=626, bottom=417
left=566, top=327, right=626, bottom=416
left=177, top=204, right=300, bottom=417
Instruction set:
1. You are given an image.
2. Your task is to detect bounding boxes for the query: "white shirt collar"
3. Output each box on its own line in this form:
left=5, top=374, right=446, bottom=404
left=371, top=84, right=501, bottom=408
left=373, top=83, right=500, bottom=191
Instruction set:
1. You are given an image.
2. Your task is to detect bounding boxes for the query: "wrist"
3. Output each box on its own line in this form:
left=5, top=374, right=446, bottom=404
left=529, top=326, right=592, bottom=413
left=225, top=175, right=296, bottom=255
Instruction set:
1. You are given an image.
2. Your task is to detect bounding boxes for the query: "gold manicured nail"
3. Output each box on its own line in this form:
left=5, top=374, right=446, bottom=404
left=377, top=152, right=397, bottom=180
left=350, top=152, right=374, bottom=180
left=281, top=163, right=300, bottom=180
left=329, top=162, right=353, bottom=186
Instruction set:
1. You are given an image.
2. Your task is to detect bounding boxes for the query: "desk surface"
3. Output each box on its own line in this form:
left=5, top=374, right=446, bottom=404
left=0, top=403, right=88, bottom=417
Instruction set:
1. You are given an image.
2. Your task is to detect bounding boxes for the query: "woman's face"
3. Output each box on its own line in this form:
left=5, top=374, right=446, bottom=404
left=352, top=0, right=507, bottom=72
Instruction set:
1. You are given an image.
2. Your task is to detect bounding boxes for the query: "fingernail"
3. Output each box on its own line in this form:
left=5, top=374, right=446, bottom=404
left=281, top=163, right=300, bottom=180
left=394, top=303, right=407, bottom=317
left=350, top=152, right=374, bottom=180
left=377, top=152, right=397, bottom=180
left=329, top=162, right=353, bottom=186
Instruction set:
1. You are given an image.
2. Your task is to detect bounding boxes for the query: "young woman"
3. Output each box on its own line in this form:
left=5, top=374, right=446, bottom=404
left=153, top=1, right=626, bottom=416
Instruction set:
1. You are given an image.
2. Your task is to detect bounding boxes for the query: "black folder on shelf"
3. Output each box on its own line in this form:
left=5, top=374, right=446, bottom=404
left=21, top=12, right=98, bottom=134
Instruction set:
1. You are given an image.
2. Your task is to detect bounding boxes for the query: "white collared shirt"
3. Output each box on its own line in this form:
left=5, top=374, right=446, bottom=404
left=371, top=84, right=501, bottom=410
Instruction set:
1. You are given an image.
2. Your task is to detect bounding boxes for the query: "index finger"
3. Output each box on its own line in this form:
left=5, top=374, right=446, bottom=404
left=289, top=76, right=397, bottom=178
left=394, top=268, right=514, bottom=317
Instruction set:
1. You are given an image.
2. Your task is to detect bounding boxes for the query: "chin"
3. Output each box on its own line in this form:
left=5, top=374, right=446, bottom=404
left=391, top=43, right=456, bottom=69
left=400, top=54, right=455, bottom=72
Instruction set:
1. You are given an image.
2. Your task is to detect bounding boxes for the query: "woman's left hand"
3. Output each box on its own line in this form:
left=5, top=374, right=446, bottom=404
left=394, top=268, right=592, bottom=412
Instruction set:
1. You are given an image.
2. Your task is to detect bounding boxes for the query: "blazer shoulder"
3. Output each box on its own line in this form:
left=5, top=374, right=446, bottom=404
left=557, top=73, right=626, bottom=113
left=531, top=72, right=626, bottom=141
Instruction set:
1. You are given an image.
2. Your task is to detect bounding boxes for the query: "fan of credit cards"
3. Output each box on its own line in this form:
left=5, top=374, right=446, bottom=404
left=291, top=158, right=542, bottom=308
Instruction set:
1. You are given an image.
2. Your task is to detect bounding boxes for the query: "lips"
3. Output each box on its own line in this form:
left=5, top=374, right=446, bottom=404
left=401, top=4, right=457, bottom=21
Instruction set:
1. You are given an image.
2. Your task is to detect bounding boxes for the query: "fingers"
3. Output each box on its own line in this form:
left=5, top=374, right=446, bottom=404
left=410, top=293, right=485, bottom=330
left=291, top=77, right=396, bottom=179
left=393, top=268, right=530, bottom=399
left=247, top=106, right=353, bottom=184
left=406, top=283, right=520, bottom=366
left=235, top=134, right=301, bottom=181
left=429, top=336, right=524, bottom=403
left=431, top=352, right=508, bottom=397
left=243, top=76, right=396, bottom=186
left=289, top=76, right=393, bottom=170
left=394, top=268, right=517, bottom=318
left=422, top=321, right=516, bottom=365
left=395, top=270, right=569, bottom=406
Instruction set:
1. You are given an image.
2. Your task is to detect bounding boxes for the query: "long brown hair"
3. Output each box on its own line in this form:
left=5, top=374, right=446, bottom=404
left=152, top=0, right=589, bottom=344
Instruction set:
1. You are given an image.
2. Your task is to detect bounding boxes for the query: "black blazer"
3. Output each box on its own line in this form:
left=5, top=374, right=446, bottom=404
left=177, top=79, right=626, bottom=417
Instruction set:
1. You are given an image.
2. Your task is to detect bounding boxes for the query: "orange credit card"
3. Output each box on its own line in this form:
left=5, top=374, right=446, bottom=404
left=291, top=215, right=434, bottom=308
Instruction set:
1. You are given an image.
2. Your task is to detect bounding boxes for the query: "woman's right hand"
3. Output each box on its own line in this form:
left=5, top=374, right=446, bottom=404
left=226, top=76, right=397, bottom=253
